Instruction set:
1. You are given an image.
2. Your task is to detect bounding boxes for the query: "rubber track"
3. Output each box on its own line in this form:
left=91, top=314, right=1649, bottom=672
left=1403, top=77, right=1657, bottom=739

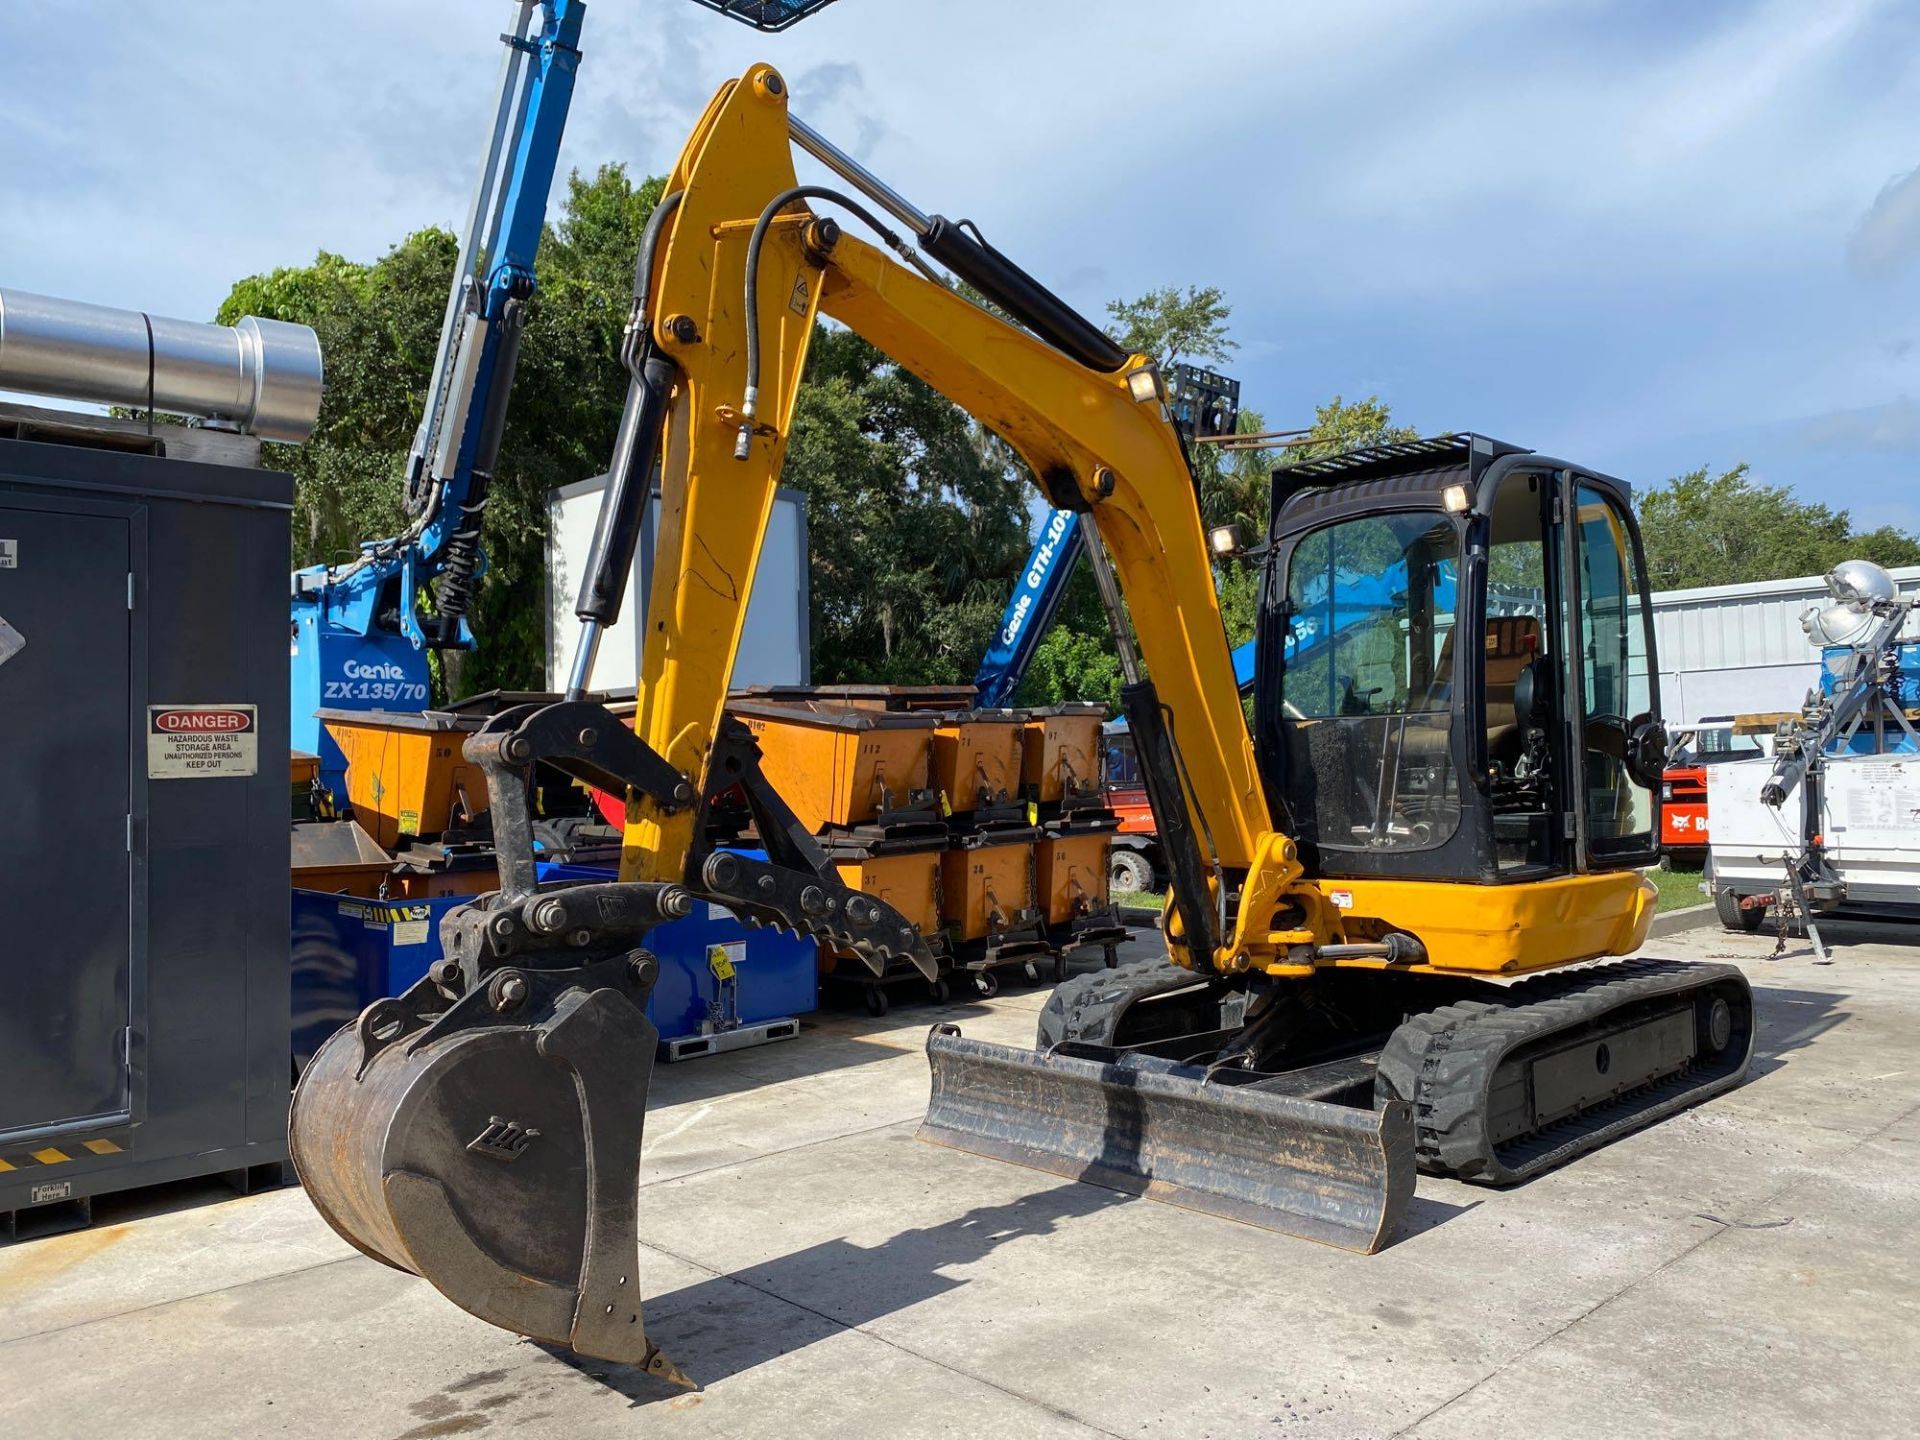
left=1374, top=959, right=1754, bottom=1185
left=1037, top=959, right=1204, bottom=1050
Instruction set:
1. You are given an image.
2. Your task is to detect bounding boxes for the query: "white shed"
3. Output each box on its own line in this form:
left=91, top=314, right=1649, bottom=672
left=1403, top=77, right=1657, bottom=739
left=1652, top=564, right=1920, bottom=724
left=545, top=477, right=811, bottom=694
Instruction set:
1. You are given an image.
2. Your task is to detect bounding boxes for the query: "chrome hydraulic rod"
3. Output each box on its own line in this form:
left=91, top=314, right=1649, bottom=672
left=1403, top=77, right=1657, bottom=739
left=565, top=619, right=604, bottom=702
left=788, top=113, right=933, bottom=237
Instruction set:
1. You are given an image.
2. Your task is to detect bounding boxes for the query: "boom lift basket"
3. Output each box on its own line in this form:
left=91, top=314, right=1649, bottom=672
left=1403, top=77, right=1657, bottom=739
left=685, top=0, right=845, bottom=31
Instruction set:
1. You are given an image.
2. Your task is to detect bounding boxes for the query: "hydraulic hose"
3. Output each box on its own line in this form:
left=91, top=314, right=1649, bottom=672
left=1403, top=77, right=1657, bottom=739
left=737, top=185, right=930, bottom=460
left=622, top=189, right=684, bottom=371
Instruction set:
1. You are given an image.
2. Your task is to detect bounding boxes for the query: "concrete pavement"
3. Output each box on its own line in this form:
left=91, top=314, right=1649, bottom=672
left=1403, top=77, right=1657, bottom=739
left=2, top=922, right=1915, bottom=1439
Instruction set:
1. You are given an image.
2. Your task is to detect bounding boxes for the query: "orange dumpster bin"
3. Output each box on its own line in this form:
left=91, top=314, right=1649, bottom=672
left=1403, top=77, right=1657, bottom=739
left=1034, top=826, right=1129, bottom=963
left=814, top=840, right=953, bottom=1014
left=932, top=710, right=1028, bottom=823
left=317, top=708, right=483, bottom=850
left=1020, top=703, right=1108, bottom=811
left=938, top=833, right=1051, bottom=992
left=731, top=698, right=944, bottom=841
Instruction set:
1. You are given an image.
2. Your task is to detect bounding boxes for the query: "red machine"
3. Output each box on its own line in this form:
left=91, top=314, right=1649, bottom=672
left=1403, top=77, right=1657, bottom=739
left=1102, top=730, right=1163, bottom=894
left=1660, top=719, right=1766, bottom=860
left=1660, top=762, right=1709, bottom=856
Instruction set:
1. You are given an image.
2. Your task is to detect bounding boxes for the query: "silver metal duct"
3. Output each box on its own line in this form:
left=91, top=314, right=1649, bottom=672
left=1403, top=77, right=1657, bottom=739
left=0, top=287, right=323, bottom=443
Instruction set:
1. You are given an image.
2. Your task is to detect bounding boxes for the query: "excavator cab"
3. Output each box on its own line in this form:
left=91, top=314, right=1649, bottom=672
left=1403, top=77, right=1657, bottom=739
left=1255, top=434, right=1667, bottom=885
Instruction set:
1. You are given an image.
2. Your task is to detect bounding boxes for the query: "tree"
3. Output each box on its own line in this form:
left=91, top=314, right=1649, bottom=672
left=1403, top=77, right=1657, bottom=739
left=1281, top=394, right=1416, bottom=464
left=780, top=325, right=1030, bottom=684
left=1104, top=284, right=1236, bottom=370
left=1019, top=618, right=1126, bottom=709
left=221, top=163, right=665, bottom=694
left=1635, top=463, right=1920, bottom=591
left=218, top=233, right=454, bottom=576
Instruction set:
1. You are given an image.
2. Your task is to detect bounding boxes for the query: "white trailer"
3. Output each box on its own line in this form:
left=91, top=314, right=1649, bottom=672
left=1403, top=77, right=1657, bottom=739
left=1707, top=755, right=1920, bottom=929
left=1704, top=561, right=1920, bottom=943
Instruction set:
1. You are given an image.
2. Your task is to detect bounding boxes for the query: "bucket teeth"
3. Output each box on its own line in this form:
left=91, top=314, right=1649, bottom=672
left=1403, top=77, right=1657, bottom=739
left=644, top=1346, right=696, bottom=1391
left=696, top=854, right=933, bottom=978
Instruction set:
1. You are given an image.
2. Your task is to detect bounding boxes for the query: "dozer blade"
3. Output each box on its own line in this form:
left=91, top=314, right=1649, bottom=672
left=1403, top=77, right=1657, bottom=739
left=290, top=964, right=692, bottom=1388
left=917, top=1025, right=1415, bottom=1254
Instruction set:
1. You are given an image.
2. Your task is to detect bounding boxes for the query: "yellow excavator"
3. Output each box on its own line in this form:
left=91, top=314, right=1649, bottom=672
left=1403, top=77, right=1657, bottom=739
left=290, top=65, right=1754, bottom=1382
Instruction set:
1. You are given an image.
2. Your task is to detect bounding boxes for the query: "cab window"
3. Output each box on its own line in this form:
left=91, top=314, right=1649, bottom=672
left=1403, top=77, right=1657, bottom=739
left=1278, top=511, right=1461, bottom=851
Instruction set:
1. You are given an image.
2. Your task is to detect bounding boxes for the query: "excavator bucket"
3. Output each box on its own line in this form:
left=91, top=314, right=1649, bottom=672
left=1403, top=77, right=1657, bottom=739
left=918, top=1026, right=1415, bottom=1253
left=287, top=700, right=944, bottom=1380
left=290, top=963, right=693, bottom=1388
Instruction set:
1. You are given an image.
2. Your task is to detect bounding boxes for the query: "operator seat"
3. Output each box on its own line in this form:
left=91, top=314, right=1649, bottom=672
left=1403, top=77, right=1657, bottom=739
left=1482, top=615, right=1541, bottom=769
left=1401, top=614, right=1540, bottom=768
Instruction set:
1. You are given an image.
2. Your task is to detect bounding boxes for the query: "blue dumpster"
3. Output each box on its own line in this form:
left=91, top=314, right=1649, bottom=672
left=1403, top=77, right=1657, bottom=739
left=536, top=859, right=817, bottom=1056
left=293, top=854, right=817, bottom=1069
left=291, top=891, right=469, bottom=1071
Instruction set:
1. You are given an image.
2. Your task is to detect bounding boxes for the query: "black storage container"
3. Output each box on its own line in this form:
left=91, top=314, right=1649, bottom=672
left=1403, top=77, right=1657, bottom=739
left=0, top=415, right=291, bottom=1237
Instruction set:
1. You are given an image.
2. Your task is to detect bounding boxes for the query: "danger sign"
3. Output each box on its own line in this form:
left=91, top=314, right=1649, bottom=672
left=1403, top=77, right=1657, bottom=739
left=148, top=704, right=258, bottom=779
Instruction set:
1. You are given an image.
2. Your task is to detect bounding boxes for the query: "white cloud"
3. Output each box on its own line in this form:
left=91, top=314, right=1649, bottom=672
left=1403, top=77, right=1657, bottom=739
left=1803, top=398, right=1920, bottom=453
left=6, top=1, right=1920, bottom=529
left=1849, top=164, right=1920, bottom=279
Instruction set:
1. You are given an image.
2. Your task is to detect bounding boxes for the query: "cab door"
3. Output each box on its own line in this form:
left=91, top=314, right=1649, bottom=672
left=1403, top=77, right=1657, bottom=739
left=1558, top=475, right=1661, bottom=869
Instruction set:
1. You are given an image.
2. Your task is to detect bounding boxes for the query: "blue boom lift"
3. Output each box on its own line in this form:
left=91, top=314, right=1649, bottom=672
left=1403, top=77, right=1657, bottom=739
left=289, top=0, right=845, bottom=801
left=289, top=1, right=587, bottom=798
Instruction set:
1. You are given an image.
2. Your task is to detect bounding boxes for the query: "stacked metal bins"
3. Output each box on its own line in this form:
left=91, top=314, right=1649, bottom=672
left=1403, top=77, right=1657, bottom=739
left=1023, top=704, right=1129, bottom=969
left=933, top=708, right=1052, bottom=995
left=732, top=686, right=1134, bottom=1009
left=732, top=694, right=951, bottom=1014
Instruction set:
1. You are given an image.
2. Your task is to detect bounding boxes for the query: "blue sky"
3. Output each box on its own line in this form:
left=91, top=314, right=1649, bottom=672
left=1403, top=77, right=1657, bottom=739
left=5, top=0, right=1920, bottom=528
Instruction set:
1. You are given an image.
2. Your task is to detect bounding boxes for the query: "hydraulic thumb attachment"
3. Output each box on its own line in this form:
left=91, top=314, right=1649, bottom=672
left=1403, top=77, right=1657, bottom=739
left=291, top=700, right=936, bottom=1378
